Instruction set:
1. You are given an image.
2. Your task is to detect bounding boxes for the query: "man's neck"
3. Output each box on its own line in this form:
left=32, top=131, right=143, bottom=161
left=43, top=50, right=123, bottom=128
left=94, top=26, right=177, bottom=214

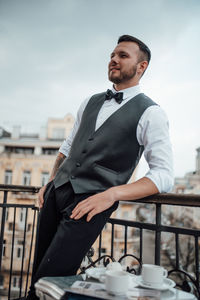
left=114, top=79, right=140, bottom=91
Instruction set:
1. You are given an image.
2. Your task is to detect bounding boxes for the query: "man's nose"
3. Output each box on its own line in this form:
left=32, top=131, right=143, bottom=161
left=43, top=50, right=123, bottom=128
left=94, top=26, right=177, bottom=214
left=110, top=55, right=119, bottom=65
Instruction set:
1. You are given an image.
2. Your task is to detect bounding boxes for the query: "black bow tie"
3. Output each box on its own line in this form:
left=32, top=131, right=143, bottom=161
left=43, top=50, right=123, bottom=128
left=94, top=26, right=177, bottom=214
left=105, top=89, right=124, bottom=104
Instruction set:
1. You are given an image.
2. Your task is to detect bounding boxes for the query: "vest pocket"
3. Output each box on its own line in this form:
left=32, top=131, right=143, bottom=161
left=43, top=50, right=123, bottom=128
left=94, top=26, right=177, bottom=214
left=93, top=163, right=119, bottom=175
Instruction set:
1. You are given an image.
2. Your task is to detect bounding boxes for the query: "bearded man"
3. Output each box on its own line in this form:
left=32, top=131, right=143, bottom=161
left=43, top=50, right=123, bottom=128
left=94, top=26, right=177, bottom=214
left=26, top=35, right=173, bottom=299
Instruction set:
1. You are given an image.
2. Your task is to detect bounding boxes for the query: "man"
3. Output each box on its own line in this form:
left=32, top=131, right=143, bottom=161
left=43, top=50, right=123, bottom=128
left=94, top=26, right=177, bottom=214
left=27, top=35, right=173, bottom=299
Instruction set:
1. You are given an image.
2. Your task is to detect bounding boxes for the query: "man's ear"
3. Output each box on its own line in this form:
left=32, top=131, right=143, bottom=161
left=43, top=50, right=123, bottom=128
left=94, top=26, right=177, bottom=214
left=137, top=61, right=148, bottom=76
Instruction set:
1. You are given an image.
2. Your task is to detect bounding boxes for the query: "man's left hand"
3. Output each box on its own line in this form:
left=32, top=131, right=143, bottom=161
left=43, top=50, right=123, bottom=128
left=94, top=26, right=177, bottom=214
left=70, top=189, right=116, bottom=222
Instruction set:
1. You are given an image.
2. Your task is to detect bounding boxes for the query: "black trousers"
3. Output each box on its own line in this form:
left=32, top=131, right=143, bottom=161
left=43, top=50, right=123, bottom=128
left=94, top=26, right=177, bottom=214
left=29, top=181, right=118, bottom=297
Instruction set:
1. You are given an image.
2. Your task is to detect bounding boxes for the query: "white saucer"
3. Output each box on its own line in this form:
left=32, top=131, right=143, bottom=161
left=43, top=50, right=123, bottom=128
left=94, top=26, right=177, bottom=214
left=136, top=276, right=176, bottom=291
left=85, top=267, right=106, bottom=280
left=127, top=289, right=176, bottom=300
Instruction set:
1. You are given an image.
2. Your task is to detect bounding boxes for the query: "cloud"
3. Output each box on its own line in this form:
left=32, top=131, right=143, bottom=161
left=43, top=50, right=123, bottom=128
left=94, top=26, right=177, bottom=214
left=0, top=0, right=200, bottom=176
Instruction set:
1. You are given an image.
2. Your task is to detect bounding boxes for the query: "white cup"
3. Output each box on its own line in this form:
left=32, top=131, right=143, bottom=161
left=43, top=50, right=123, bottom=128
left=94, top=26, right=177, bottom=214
left=100, top=270, right=131, bottom=295
left=141, top=264, right=168, bottom=287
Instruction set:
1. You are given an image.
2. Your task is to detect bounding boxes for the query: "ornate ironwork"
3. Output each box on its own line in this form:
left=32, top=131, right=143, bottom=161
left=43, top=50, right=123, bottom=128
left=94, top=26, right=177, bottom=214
left=0, top=185, right=200, bottom=299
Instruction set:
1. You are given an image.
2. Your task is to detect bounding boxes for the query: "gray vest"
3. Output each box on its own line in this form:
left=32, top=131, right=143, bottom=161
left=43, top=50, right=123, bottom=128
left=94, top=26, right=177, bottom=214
left=53, top=92, right=157, bottom=193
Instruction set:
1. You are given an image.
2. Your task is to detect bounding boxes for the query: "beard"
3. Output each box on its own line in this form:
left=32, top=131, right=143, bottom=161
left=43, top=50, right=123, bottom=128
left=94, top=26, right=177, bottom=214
left=108, top=66, right=137, bottom=84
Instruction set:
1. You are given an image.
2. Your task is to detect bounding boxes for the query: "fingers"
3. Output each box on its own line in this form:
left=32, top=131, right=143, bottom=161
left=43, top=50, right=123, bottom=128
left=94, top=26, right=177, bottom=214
left=70, top=200, right=91, bottom=220
left=38, top=185, right=46, bottom=209
left=86, top=209, right=97, bottom=222
left=39, top=197, right=44, bottom=209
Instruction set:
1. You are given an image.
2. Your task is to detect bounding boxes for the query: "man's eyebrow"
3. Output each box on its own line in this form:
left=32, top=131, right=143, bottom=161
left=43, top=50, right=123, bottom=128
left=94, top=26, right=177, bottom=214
left=119, top=50, right=129, bottom=55
left=110, top=50, right=129, bottom=57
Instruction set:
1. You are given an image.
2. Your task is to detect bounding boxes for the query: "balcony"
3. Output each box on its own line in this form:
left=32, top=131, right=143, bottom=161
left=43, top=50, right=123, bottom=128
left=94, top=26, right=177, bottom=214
left=0, top=184, right=200, bottom=299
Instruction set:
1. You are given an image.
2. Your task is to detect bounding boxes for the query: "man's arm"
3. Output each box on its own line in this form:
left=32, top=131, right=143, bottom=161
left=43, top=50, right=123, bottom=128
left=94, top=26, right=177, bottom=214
left=38, top=152, right=66, bottom=208
left=70, top=177, right=158, bottom=222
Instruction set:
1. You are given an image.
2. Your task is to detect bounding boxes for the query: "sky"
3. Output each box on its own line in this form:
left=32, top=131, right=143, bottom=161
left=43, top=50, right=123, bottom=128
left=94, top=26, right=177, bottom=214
left=0, top=0, right=200, bottom=178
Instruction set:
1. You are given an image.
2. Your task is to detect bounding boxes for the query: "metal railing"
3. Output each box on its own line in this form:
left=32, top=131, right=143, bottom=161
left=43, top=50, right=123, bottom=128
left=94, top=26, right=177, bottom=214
left=0, top=184, right=40, bottom=299
left=83, top=193, right=200, bottom=298
left=0, top=185, right=200, bottom=299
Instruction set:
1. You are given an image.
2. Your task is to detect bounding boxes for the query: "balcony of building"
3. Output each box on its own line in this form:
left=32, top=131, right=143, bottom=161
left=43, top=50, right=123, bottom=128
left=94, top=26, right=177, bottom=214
left=0, top=184, right=200, bottom=299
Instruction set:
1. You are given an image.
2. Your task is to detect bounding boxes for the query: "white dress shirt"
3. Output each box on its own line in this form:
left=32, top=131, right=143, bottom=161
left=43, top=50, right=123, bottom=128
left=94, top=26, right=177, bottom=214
left=59, top=85, right=174, bottom=193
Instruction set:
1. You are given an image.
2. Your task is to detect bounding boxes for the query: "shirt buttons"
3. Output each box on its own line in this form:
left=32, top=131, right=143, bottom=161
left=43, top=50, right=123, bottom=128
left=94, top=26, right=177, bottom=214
left=76, top=162, right=81, bottom=167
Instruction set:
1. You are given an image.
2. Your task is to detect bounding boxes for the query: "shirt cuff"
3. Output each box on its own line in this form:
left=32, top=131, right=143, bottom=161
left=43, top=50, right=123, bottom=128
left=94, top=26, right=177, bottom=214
left=144, top=170, right=174, bottom=193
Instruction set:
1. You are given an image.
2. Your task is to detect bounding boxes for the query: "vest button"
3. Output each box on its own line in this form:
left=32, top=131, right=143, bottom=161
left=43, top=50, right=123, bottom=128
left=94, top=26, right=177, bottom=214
left=71, top=175, right=76, bottom=179
left=76, top=162, right=81, bottom=167
left=82, top=150, right=87, bottom=154
left=88, top=137, right=94, bottom=141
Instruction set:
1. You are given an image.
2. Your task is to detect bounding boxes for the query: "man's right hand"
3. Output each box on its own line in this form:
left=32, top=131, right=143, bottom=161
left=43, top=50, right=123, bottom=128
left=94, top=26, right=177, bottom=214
left=38, top=185, right=47, bottom=209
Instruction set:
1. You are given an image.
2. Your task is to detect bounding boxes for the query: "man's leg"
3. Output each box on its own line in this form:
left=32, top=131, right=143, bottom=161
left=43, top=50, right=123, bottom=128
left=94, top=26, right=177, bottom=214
left=27, top=181, right=59, bottom=299
left=27, top=182, right=75, bottom=299
left=31, top=191, right=118, bottom=287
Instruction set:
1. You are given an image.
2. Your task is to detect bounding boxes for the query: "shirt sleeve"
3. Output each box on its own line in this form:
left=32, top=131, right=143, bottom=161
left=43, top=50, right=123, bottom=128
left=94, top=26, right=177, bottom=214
left=137, top=105, right=174, bottom=193
left=59, top=97, right=90, bottom=157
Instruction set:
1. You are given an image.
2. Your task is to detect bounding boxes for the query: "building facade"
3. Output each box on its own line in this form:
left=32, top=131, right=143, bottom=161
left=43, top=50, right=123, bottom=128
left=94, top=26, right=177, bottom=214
left=0, top=114, right=74, bottom=297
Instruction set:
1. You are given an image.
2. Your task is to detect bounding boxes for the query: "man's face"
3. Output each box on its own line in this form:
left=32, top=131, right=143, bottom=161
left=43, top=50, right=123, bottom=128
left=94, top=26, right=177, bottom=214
left=108, top=41, right=140, bottom=85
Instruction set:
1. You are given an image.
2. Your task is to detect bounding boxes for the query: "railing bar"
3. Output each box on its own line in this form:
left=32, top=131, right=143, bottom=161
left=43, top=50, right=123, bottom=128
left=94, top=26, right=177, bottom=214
left=8, top=207, right=16, bottom=300
left=195, top=236, right=199, bottom=288
left=25, top=209, right=37, bottom=295
left=175, top=233, right=180, bottom=269
left=0, top=184, right=40, bottom=193
left=0, top=203, right=36, bottom=208
left=139, top=228, right=143, bottom=266
left=155, top=203, right=161, bottom=265
left=124, top=226, right=127, bottom=255
left=19, top=207, right=28, bottom=297
left=108, top=218, right=200, bottom=236
left=0, top=191, right=8, bottom=271
left=111, top=224, right=114, bottom=258
left=98, top=232, right=102, bottom=261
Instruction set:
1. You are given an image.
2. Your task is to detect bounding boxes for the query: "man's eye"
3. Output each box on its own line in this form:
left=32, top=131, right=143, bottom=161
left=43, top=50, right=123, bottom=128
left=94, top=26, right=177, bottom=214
left=120, top=54, right=127, bottom=58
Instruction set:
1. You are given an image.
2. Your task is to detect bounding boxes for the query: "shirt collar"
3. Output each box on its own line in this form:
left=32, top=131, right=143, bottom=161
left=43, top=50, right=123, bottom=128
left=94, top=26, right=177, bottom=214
left=111, top=85, right=141, bottom=100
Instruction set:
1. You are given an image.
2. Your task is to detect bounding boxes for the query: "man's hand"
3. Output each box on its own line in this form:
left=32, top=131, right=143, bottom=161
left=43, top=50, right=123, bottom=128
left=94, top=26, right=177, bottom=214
left=38, top=185, right=47, bottom=209
left=70, top=189, right=116, bottom=222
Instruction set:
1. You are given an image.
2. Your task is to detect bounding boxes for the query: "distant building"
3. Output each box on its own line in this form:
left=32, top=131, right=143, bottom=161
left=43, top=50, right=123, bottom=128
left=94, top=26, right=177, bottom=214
left=174, top=147, right=200, bottom=194
left=0, top=114, right=74, bottom=297
left=172, top=147, right=200, bottom=228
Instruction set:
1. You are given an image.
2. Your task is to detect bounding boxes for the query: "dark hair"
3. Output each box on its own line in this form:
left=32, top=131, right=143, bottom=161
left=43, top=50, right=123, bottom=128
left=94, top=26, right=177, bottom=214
left=118, top=35, right=151, bottom=63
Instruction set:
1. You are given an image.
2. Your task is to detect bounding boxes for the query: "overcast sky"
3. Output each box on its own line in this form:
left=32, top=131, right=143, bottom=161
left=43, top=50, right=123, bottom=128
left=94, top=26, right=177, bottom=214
left=0, top=0, right=200, bottom=178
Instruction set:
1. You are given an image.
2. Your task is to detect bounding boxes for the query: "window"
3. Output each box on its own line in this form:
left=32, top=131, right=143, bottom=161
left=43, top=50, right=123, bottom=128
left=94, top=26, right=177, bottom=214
left=17, top=239, right=24, bottom=245
left=15, top=246, right=25, bottom=259
left=41, top=172, right=49, bottom=186
left=0, top=275, right=4, bottom=288
left=12, top=276, right=20, bottom=289
left=4, top=170, right=12, bottom=184
left=100, top=247, right=106, bottom=254
left=3, top=240, right=6, bottom=257
left=5, top=146, right=34, bottom=154
left=15, top=239, right=25, bottom=259
left=22, top=171, right=31, bottom=185
left=18, top=208, right=26, bottom=230
left=8, top=223, right=13, bottom=231
left=19, top=208, right=26, bottom=223
left=17, top=248, right=21, bottom=258
left=42, top=148, right=58, bottom=155
left=52, top=128, right=65, bottom=139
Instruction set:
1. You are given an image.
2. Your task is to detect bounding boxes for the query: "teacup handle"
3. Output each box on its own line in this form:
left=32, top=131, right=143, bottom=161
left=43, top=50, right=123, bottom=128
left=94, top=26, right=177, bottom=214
left=99, top=274, right=106, bottom=283
left=163, top=269, right=168, bottom=277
